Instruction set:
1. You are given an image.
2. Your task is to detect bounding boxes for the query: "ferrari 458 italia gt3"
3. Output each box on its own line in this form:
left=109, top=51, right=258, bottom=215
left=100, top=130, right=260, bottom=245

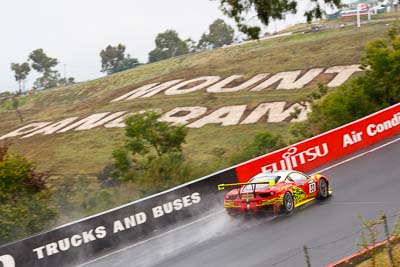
left=218, top=170, right=332, bottom=215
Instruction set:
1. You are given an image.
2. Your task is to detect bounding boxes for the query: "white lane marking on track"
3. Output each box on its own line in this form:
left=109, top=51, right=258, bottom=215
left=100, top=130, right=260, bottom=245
left=77, top=209, right=224, bottom=267
left=313, top=136, right=400, bottom=174
left=329, top=201, right=388, bottom=205
left=80, top=136, right=400, bottom=266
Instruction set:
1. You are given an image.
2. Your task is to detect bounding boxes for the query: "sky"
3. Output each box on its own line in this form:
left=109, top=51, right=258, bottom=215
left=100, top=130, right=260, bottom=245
left=0, top=0, right=319, bottom=93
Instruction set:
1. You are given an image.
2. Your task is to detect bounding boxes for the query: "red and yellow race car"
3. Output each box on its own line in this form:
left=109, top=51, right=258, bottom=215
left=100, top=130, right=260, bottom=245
left=218, top=170, right=332, bottom=215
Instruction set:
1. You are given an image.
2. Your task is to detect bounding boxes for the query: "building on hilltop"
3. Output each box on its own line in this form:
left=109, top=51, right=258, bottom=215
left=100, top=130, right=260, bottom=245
left=327, top=0, right=388, bottom=19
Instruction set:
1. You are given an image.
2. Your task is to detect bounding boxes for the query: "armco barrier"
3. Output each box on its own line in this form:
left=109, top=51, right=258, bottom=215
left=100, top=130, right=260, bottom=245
left=0, top=104, right=399, bottom=267
left=327, top=235, right=400, bottom=267
left=235, top=103, right=400, bottom=182
left=0, top=168, right=237, bottom=267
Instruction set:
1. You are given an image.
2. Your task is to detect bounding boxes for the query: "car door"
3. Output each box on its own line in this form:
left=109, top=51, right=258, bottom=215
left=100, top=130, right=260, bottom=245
left=288, top=172, right=317, bottom=199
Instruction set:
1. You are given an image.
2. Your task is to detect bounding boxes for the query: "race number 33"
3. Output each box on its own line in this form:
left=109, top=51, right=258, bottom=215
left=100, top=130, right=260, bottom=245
left=309, top=181, right=316, bottom=193
left=0, top=255, right=15, bottom=267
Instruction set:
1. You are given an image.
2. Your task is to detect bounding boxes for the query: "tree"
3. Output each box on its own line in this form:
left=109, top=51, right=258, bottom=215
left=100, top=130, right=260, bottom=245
left=216, top=0, right=341, bottom=38
left=100, top=44, right=124, bottom=73
left=290, top=24, right=400, bottom=141
left=231, top=131, right=286, bottom=164
left=28, top=49, right=61, bottom=90
left=148, top=30, right=189, bottom=63
left=29, top=48, right=58, bottom=73
left=33, top=73, right=61, bottom=90
left=100, top=44, right=141, bottom=75
left=134, top=152, right=192, bottom=196
left=198, top=19, right=235, bottom=49
left=110, top=56, right=141, bottom=74
left=12, top=95, right=24, bottom=122
left=58, top=77, right=76, bottom=86
left=185, top=38, right=198, bottom=53
left=104, top=112, right=189, bottom=195
left=124, top=111, right=187, bottom=157
left=10, top=62, right=31, bottom=93
left=0, top=142, right=58, bottom=244
left=360, top=25, right=400, bottom=107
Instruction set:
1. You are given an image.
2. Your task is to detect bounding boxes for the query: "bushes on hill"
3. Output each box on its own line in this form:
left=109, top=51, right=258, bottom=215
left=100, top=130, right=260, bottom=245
left=291, top=24, right=400, bottom=141
left=0, top=142, right=58, bottom=245
left=230, top=131, right=287, bottom=165
left=10, top=49, right=75, bottom=92
left=100, top=111, right=191, bottom=196
left=217, top=0, right=341, bottom=38
left=198, top=19, right=235, bottom=49
left=100, top=44, right=141, bottom=75
left=148, top=30, right=190, bottom=63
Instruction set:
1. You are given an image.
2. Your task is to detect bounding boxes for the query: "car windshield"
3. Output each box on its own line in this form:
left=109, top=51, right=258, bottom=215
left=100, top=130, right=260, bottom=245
left=242, top=173, right=280, bottom=191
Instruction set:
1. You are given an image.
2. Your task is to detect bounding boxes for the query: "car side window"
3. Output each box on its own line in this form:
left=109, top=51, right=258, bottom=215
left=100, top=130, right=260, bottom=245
left=289, top=172, right=308, bottom=182
left=285, top=176, right=294, bottom=183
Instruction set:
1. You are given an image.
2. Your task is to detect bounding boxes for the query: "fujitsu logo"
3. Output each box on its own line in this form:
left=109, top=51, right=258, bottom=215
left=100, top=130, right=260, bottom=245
left=261, top=143, right=329, bottom=172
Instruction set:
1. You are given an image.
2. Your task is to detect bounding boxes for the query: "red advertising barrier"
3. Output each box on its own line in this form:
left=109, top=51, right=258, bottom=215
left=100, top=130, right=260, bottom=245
left=235, top=103, right=400, bottom=182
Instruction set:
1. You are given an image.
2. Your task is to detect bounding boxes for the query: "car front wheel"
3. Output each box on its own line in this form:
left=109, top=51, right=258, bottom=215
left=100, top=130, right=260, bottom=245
left=317, top=179, right=329, bottom=200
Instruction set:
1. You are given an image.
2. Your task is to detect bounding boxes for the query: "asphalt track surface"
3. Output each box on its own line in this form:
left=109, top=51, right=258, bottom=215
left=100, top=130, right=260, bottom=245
left=82, top=135, right=400, bottom=267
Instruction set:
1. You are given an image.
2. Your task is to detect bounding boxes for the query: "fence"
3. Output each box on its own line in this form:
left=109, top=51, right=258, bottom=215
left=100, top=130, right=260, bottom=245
left=264, top=211, right=400, bottom=267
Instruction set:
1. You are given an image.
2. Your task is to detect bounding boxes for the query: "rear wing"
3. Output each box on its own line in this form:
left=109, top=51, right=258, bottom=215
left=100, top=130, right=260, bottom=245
left=217, top=180, right=275, bottom=191
left=217, top=181, right=275, bottom=199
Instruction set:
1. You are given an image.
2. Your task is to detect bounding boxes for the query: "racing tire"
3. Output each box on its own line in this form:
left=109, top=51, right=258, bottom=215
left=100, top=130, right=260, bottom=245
left=282, top=192, right=294, bottom=213
left=226, top=209, right=238, bottom=217
left=317, top=179, right=329, bottom=200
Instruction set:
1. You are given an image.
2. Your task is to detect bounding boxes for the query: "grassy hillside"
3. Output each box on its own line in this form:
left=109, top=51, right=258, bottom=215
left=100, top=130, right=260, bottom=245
left=0, top=22, right=391, bottom=179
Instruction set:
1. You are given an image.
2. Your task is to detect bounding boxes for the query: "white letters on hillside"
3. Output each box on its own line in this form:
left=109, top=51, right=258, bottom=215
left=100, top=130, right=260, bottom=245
left=207, top=74, right=269, bottom=93
left=111, top=80, right=183, bottom=102
left=0, top=122, right=52, bottom=140
left=165, top=76, right=221, bottom=95
left=240, top=102, right=309, bottom=124
left=57, top=112, right=118, bottom=132
left=187, top=105, right=247, bottom=128
left=0, top=64, right=363, bottom=140
left=251, top=68, right=324, bottom=91
left=104, top=109, right=161, bottom=128
left=0, top=102, right=310, bottom=139
left=324, top=65, right=362, bottom=87
left=159, top=107, right=208, bottom=126
left=110, top=65, right=362, bottom=102
left=22, top=117, right=79, bottom=138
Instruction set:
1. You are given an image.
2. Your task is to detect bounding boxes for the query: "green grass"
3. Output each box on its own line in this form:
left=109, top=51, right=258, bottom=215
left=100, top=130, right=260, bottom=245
left=356, top=239, right=400, bottom=267
left=281, top=10, right=400, bottom=34
left=0, top=21, right=393, bottom=180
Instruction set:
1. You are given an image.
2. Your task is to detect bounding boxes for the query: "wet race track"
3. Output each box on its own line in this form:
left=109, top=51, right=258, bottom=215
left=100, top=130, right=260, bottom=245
left=81, top=135, right=400, bottom=267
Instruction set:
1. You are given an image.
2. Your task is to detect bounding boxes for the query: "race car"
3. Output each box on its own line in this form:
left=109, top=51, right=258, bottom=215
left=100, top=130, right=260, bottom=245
left=218, top=170, right=332, bottom=215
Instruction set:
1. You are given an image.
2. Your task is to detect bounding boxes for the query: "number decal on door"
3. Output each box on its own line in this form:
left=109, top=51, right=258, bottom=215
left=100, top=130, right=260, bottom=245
left=309, top=181, right=316, bottom=193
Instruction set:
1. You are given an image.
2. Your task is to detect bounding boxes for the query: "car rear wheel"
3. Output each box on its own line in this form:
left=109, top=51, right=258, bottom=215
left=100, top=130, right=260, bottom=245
left=317, top=179, right=329, bottom=200
left=283, top=192, right=294, bottom=213
left=226, top=209, right=238, bottom=217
